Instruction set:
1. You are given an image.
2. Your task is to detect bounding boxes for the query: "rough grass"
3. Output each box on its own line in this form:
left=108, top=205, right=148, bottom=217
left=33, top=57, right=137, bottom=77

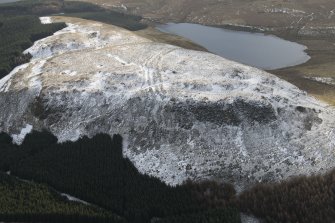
left=64, top=11, right=147, bottom=31
left=135, top=27, right=207, bottom=52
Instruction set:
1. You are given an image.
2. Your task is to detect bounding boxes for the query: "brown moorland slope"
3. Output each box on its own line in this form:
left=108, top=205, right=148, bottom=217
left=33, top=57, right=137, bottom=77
left=68, top=0, right=335, bottom=27
left=71, top=0, right=335, bottom=105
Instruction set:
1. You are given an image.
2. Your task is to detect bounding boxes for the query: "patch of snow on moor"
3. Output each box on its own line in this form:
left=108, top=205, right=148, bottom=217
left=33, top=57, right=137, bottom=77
left=11, top=124, right=33, bottom=145
left=40, top=17, right=52, bottom=24
left=60, top=193, right=91, bottom=205
left=0, top=64, right=29, bottom=93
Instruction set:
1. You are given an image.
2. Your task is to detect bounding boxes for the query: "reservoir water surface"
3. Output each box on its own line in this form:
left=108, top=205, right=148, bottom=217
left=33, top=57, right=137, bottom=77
left=156, top=23, right=310, bottom=70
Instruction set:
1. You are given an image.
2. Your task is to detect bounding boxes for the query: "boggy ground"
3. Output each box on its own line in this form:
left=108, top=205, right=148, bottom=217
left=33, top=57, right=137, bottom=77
left=71, top=0, right=335, bottom=105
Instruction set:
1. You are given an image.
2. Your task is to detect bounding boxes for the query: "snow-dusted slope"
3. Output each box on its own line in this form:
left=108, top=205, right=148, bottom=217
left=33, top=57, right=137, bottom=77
left=0, top=17, right=334, bottom=187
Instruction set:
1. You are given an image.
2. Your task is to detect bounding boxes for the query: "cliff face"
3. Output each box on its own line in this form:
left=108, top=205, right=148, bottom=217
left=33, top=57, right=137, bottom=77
left=0, top=17, right=334, bottom=188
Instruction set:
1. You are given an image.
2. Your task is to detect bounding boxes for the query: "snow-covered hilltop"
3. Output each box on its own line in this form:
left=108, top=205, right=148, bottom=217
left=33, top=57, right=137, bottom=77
left=0, top=17, right=334, bottom=187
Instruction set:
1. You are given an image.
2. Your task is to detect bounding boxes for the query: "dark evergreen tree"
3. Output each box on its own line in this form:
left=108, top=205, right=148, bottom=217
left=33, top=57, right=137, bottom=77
left=0, top=131, right=240, bottom=223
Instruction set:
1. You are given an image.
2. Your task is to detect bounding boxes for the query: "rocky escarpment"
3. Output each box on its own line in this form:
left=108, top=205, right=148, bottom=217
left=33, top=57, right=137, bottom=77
left=0, top=17, right=334, bottom=188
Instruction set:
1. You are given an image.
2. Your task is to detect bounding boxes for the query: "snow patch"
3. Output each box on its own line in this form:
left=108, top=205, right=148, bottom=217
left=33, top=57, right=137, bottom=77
left=40, top=17, right=52, bottom=24
left=121, top=4, right=127, bottom=11
left=107, top=54, right=128, bottom=64
left=265, top=7, right=305, bottom=15
left=330, top=9, right=335, bottom=19
left=11, top=124, right=33, bottom=145
left=61, top=70, right=78, bottom=76
left=88, top=73, right=105, bottom=90
left=305, top=76, right=335, bottom=86
left=241, top=213, right=261, bottom=223
left=235, top=129, right=248, bottom=157
left=0, top=64, right=29, bottom=92
left=328, top=129, right=335, bottom=149
left=60, top=193, right=91, bottom=205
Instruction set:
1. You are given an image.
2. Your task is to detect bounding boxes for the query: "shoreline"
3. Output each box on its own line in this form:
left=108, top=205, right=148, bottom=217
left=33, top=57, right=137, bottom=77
left=145, top=19, right=335, bottom=105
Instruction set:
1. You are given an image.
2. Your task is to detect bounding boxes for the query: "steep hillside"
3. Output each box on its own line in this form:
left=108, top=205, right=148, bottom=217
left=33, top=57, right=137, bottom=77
left=0, top=16, right=334, bottom=189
